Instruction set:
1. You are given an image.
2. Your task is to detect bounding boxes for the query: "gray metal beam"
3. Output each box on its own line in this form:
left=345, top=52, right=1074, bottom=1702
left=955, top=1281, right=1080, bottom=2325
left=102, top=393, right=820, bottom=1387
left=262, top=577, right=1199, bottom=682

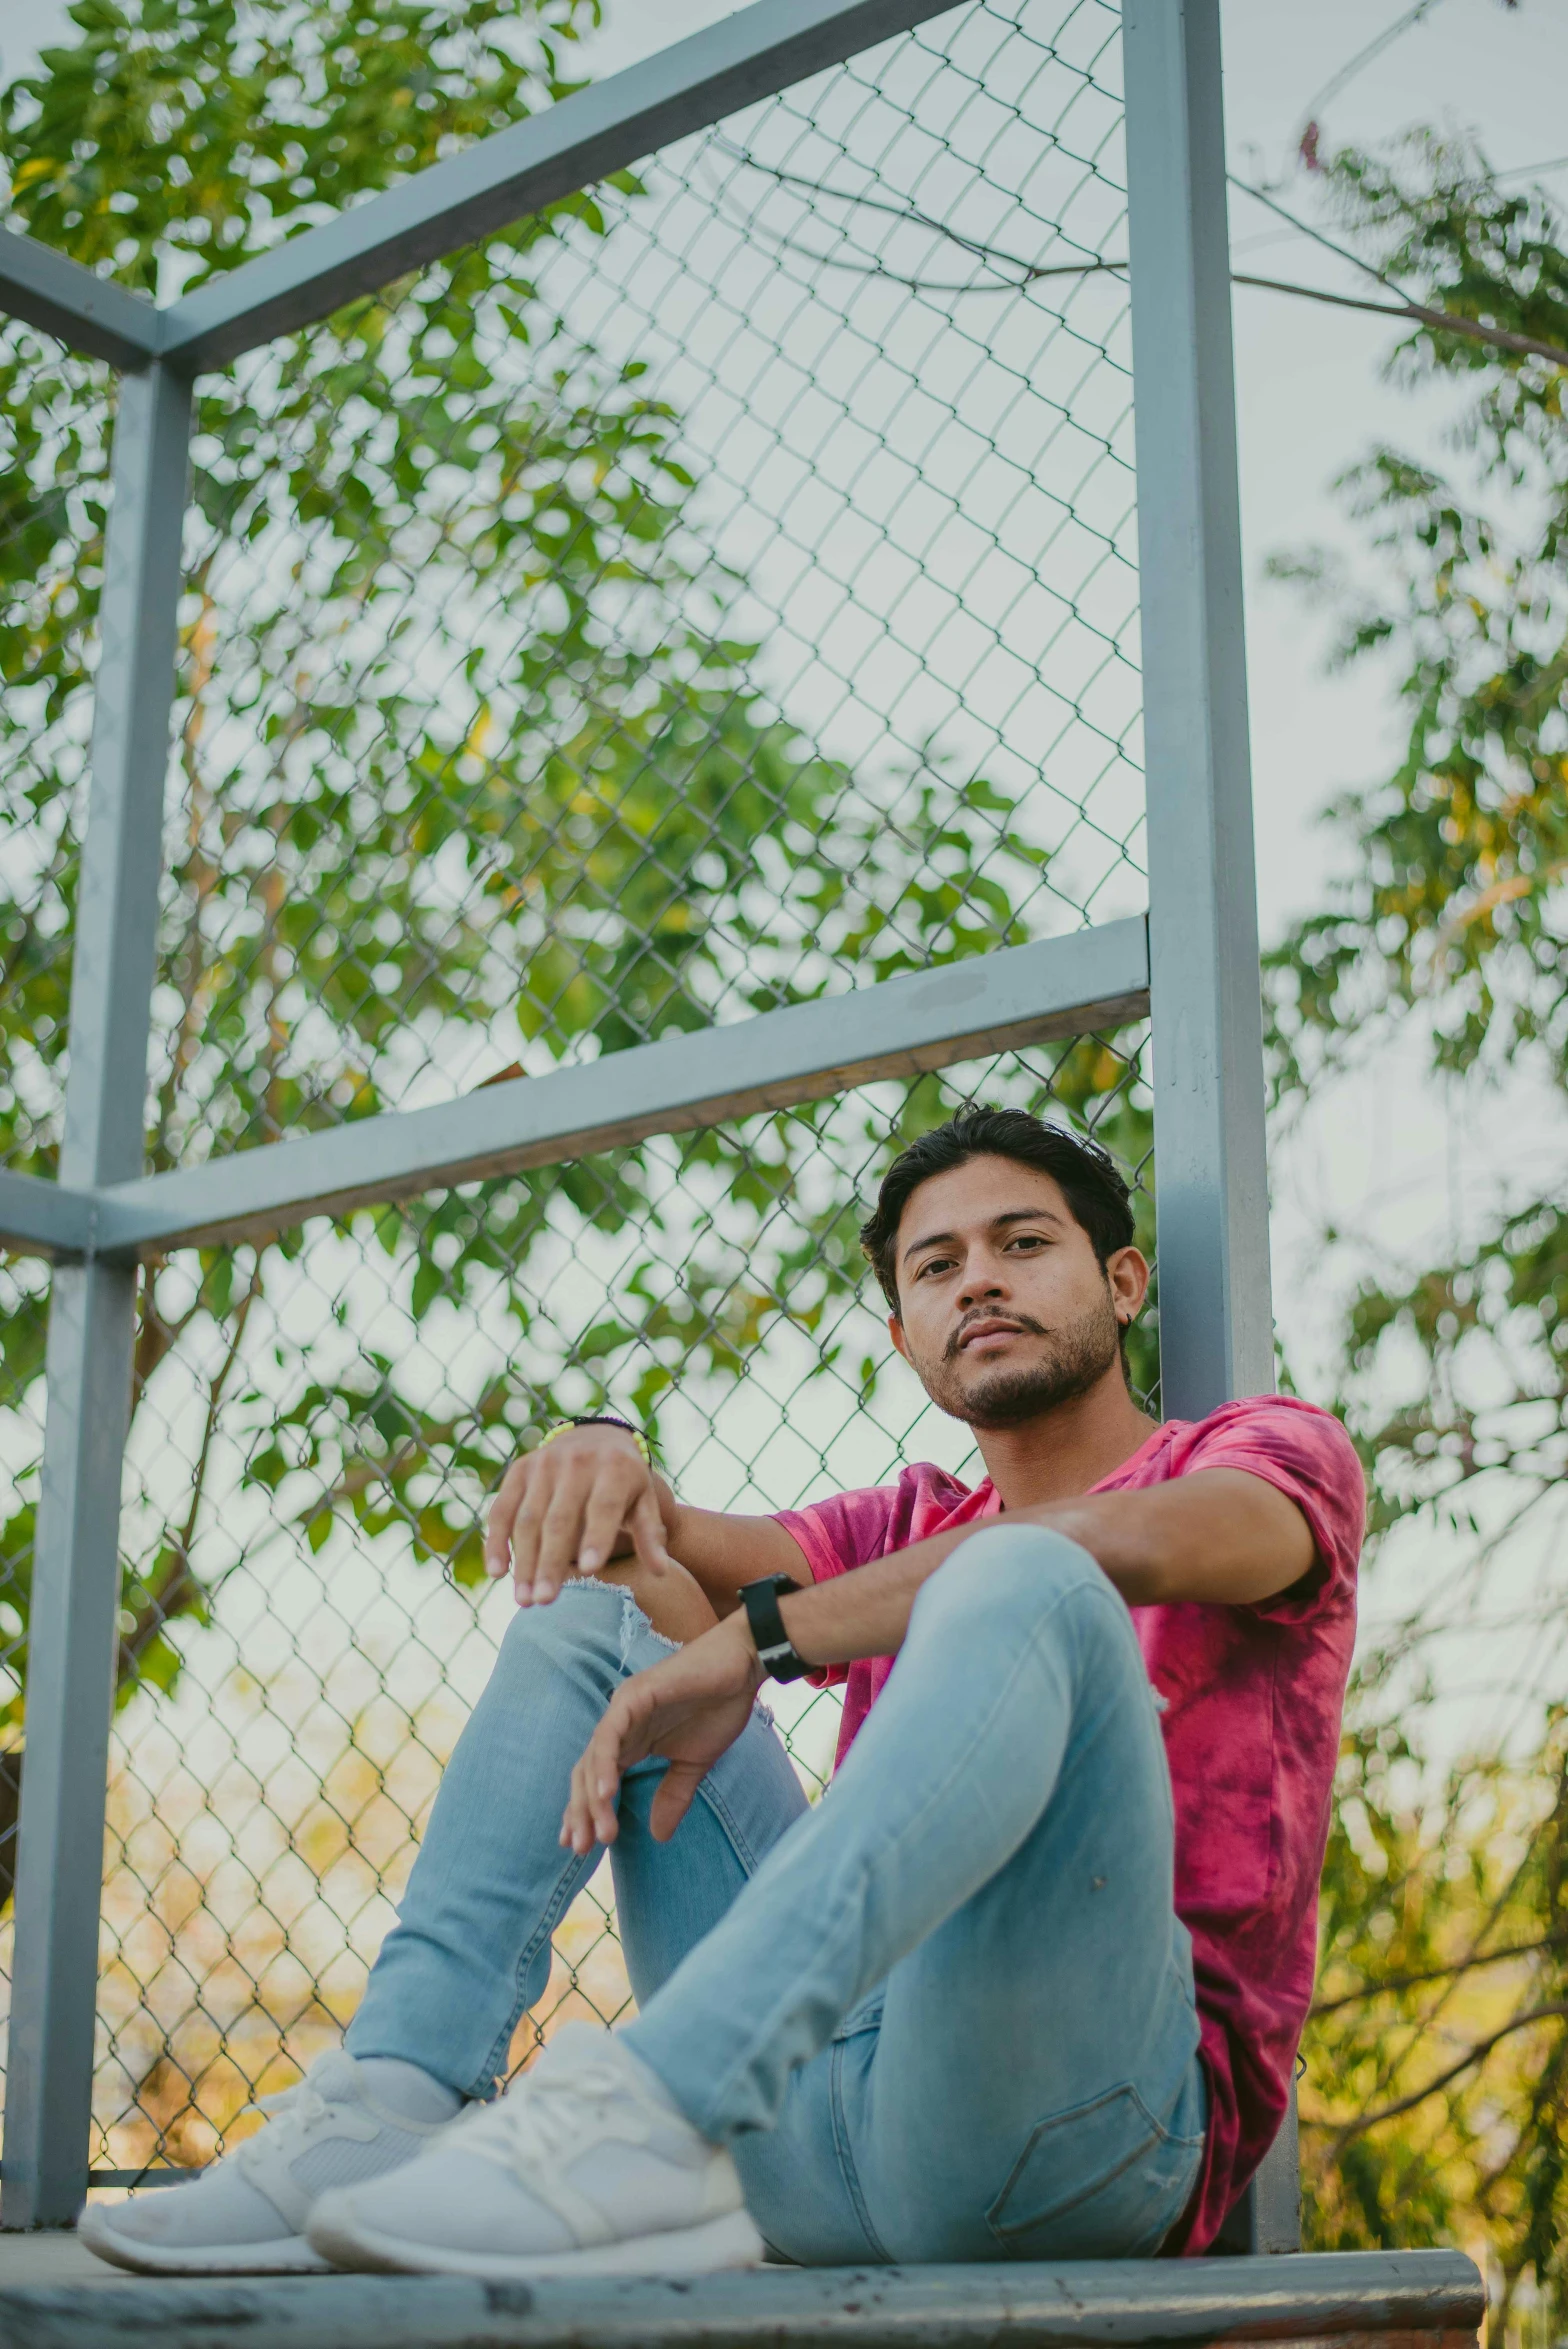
left=1123, top=0, right=1286, bottom=2250
left=94, top=920, right=1150, bottom=1256
left=3, top=361, right=193, bottom=2231
left=1252, top=2078, right=1303, bottom=2251
left=1124, top=0, right=1273, bottom=1416
left=0, top=1173, right=93, bottom=1260
left=154, top=0, right=965, bottom=371
left=0, top=228, right=161, bottom=369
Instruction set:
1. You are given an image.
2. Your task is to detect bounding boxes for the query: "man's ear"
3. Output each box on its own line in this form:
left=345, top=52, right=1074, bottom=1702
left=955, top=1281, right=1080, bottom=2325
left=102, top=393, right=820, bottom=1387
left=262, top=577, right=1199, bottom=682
left=889, top=1312, right=911, bottom=1364
left=1107, top=1245, right=1150, bottom=1326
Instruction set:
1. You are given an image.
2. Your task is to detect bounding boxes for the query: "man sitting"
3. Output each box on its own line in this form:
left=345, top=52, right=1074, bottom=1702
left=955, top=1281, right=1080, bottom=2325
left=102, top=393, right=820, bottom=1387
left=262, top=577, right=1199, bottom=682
left=83, top=1105, right=1362, bottom=2281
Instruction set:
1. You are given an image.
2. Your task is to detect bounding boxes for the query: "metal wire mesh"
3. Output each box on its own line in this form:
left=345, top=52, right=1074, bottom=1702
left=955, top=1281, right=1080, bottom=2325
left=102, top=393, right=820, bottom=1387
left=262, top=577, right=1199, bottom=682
left=100, top=1036, right=1150, bottom=2173
left=6, top=0, right=1153, bottom=2173
left=148, top=0, right=1135, bottom=1164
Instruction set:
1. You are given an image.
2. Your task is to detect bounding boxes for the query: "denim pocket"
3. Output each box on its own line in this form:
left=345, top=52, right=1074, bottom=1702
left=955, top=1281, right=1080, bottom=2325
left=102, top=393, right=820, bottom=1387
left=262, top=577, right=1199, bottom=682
left=985, top=2081, right=1205, bottom=2260
left=832, top=1986, right=886, bottom=2042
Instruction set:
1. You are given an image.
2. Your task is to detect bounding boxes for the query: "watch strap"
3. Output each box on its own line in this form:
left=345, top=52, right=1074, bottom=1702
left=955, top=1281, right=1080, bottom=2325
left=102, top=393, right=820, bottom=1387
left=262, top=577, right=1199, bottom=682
left=740, top=1573, right=812, bottom=1684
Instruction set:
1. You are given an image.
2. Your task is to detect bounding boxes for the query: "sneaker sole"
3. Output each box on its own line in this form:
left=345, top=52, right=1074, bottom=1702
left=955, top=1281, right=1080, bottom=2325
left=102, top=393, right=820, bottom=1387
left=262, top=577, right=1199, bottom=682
left=308, top=2204, right=765, bottom=2280
left=78, top=2210, right=332, bottom=2277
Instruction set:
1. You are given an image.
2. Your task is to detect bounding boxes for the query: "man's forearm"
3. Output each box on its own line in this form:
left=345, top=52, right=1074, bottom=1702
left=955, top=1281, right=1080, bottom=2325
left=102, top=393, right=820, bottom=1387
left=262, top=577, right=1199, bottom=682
left=773, top=1470, right=1317, bottom=1668
left=774, top=1524, right=974, bottom=1666
left=659, top=1487, right=810, bottom=1611
left=596, top=1554, right=721, bottom=1643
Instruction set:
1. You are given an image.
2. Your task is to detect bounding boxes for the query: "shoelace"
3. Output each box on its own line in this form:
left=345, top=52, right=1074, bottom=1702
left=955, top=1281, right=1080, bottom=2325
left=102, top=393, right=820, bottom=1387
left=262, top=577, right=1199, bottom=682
left=257, top=2081, right=323, bottom=2123
left=235, top=2078, right=336, bottom=2169
left=457, top=2063, right=653, bottom=2186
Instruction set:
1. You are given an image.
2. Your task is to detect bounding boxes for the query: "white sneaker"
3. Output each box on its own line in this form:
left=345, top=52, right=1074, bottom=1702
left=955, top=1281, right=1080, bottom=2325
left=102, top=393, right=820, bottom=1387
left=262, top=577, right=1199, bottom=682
left=78, top=2051, right=454, bottom=2275
left=307, top=2023, right=763, bottom=2280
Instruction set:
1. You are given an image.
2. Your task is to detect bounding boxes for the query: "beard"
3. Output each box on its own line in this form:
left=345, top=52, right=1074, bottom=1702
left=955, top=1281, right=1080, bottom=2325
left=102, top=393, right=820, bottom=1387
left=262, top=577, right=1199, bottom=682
left=920, top=1287, right=1123, bottom=1430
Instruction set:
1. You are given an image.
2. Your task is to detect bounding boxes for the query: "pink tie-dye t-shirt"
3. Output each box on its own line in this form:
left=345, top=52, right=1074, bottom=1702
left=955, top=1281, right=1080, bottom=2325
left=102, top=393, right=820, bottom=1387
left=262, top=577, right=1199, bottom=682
left=775, top=1395, right=1364, bottom=2256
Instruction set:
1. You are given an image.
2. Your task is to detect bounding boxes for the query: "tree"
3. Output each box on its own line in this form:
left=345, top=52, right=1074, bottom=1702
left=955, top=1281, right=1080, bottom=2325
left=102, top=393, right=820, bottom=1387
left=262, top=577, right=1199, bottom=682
left=1267, top=131, right=1568, bottom=2314
left=0, top=0, right=1145, bottom=1794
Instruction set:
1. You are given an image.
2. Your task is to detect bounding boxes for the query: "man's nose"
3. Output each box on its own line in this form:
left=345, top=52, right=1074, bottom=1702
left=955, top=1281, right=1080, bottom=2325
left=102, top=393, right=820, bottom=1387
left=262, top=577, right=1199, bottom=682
left=956, top=1259, right=1007, bottom=1308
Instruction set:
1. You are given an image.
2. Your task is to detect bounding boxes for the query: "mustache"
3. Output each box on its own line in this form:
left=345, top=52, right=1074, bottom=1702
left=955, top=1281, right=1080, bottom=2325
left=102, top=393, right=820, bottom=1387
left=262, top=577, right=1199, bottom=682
left=944, top=1309, right=1050, bottom=1363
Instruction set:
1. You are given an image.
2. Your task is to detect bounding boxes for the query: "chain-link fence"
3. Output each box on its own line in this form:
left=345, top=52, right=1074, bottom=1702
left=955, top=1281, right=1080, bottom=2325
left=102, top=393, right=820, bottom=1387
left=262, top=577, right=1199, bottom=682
left=4, top=0, right=1164, bottom=2184
left=102, top=1041, right=1150, bottom=2176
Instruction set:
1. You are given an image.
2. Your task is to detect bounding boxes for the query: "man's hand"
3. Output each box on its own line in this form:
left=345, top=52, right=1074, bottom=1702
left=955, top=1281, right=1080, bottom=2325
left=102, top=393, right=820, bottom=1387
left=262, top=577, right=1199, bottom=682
left=485, top=1425, right=675, bottom=1607
left=561, top=1613, right=763, bottom=1853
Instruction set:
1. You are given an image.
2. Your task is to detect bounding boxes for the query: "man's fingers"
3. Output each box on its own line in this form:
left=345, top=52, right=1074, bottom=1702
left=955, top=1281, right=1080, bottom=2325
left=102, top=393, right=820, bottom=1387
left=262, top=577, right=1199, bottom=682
left=577, top=1470, right=640, bottom=1579
left=563, top=1757, right=595, bottom=1854
left=562, top=1754, right=611, bottom=1855
left=589, top=1748, right=621, bottom=1846
left=558, top=1628, right=754, bottom=1854
left=510, top=1480, right=549, bottom=1604
left=530, top=1462, right=597, bottom=1605
left=563, top=1741, right=615, bottom=1853
left=649, top=1760, right=703, bottom=1844
left=590, top=1689, right=654, bottom=1821
left=629, top=1488, right=675, bottom=1575
left=485, top=1458, right=531, bottom=1579
left=491, top=1431, right=658, bottom=1605
left=534, top=1459, right=648, bottom=1599
left=560, top=1709, right=635, bottom=1853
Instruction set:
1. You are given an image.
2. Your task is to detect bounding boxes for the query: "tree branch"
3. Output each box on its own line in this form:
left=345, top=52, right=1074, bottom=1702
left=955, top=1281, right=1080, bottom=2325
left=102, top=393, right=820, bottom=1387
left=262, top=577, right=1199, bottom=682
left=118, top=1264, right=263, bottom=1683
left=1312, top=1932, right=1568, bottom=2016
left=1320, top=2002, right=1568, bottom=2147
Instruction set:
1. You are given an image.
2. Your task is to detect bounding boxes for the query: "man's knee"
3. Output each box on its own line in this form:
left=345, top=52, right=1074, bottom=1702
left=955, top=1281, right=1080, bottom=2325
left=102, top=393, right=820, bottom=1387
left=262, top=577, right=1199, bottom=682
left=908, top=1524, right=1115, bottom=1646
left=489, top=1577, right=629, bottom=1692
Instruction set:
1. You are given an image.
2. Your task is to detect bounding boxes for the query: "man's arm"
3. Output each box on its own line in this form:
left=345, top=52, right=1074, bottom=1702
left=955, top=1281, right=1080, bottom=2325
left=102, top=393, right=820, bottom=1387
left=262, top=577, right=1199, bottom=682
left=484, top=1423, right=806, bottom=1613
left=774, top=1466, right=1316, bottom=1665
left=656, top=1492, right=809, bottom=1611
left=595, top=1501, right=810, bottom=1646
left=560, top=1469, right=1319, bottom=1851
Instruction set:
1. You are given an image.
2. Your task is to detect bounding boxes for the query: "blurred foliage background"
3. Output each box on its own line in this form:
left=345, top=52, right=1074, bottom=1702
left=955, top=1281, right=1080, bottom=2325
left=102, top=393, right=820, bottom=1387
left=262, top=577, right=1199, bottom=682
left=1264, top=131, right=1568, bottom=2336
left=0, top=0, right=1150, bottom=2172
left=0, top=0, right=1144, bottom=1728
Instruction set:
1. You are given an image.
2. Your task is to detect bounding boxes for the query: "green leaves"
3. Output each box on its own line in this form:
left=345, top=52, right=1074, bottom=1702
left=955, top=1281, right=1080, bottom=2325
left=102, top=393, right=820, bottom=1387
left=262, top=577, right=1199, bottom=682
left=3, top=0, right=1122, bottom=1738
left=1267, top=136, right=1568, bottom=1106
left=1269, top=133, right=1568, bottom=2305
left=1304, top=1712, right=1568, bottom=2300
left=1, top=0, right=602, bottom=299
left=1267, top=133, right=1568, bottom=1541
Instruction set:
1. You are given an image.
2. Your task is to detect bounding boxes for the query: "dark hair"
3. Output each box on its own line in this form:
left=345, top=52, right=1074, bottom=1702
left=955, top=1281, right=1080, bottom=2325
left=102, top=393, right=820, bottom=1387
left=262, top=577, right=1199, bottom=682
left=859, top=1104, right=1136, bottom=1315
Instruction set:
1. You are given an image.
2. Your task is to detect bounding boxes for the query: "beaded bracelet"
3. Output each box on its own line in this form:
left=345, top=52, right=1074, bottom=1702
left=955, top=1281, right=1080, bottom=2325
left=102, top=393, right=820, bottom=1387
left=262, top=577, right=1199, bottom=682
left=537, top=1415, right=653, bottom=1468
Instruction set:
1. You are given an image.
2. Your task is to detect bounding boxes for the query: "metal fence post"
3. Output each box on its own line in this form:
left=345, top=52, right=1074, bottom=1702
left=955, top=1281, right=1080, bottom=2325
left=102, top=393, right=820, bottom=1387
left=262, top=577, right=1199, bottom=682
left=2, top=359, right=192, bottom=2228
left=1123, top=0, right=1294, bottom=2251
left=1123, top=0, right=1273, bottom=1414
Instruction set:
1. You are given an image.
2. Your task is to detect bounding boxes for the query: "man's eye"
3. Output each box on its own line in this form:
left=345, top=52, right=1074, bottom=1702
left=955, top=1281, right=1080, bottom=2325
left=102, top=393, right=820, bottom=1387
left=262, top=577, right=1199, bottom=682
left=916, top=1257, right=954, bottom=1279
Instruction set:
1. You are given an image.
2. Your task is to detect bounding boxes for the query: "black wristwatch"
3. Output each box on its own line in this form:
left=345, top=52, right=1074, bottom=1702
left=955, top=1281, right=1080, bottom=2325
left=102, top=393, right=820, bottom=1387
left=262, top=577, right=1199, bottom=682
left=739, top=1574, right=813, bottom=1683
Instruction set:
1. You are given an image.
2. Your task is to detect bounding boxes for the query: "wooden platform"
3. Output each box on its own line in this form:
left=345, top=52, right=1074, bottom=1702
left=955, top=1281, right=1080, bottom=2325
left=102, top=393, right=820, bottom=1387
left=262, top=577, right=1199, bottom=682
left=0, top=2247, right=1484, bottom=2349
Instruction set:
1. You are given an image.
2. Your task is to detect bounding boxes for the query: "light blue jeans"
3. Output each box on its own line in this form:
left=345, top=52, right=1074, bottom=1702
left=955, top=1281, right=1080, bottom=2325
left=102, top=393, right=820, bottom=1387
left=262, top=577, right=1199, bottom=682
left=347, top=1526, right=1208, bottom=2263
